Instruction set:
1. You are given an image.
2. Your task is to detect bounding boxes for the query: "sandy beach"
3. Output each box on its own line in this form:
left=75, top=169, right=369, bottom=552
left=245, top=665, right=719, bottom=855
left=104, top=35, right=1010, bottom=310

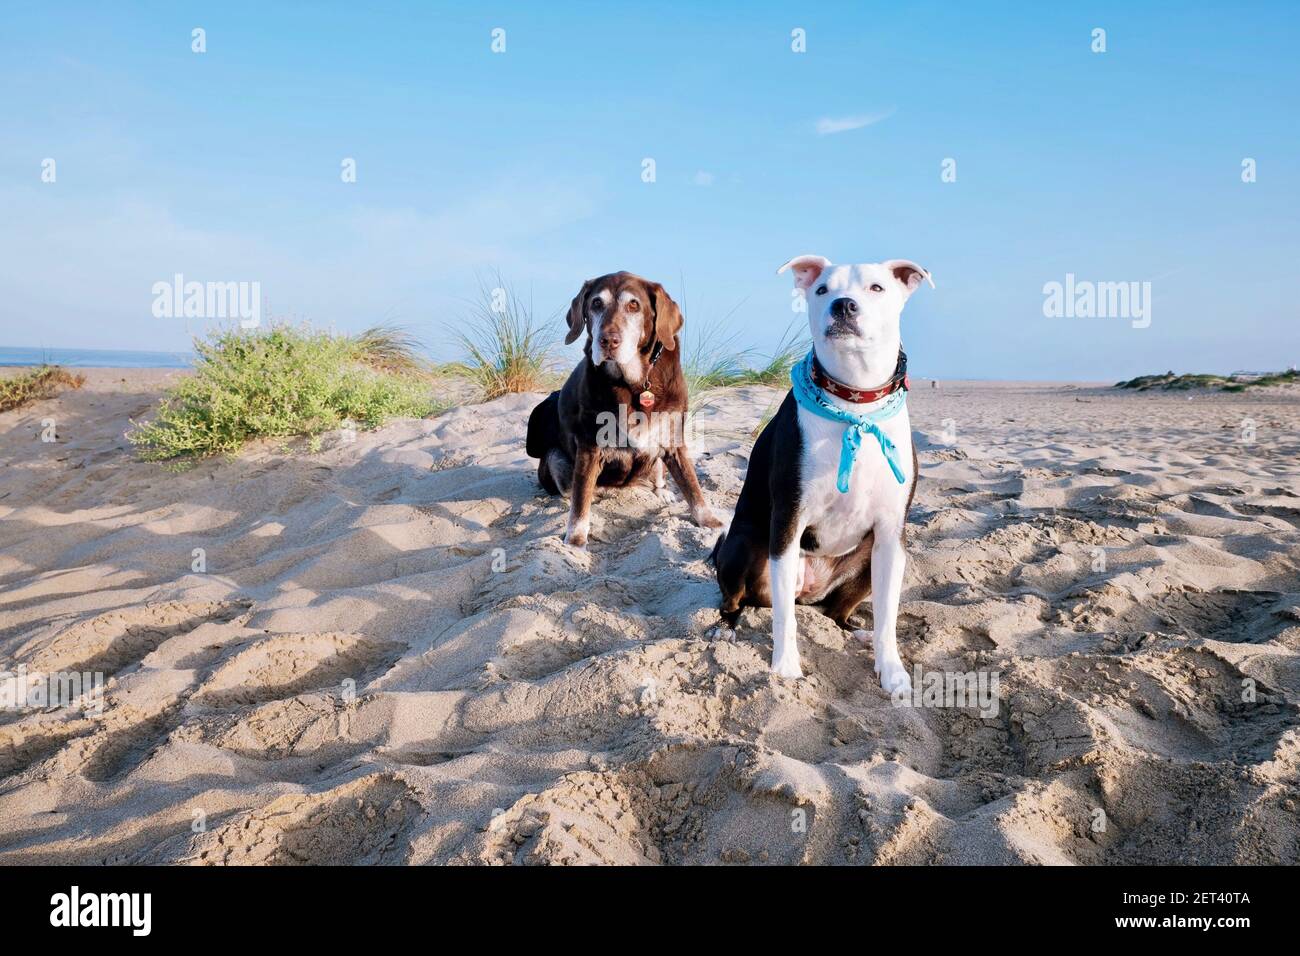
left=1, top=368, right=1298, bottom=865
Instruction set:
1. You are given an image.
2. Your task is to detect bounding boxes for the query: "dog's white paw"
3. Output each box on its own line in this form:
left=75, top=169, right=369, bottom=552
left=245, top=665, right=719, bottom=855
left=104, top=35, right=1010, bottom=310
left=564, top=517, right=589, bottom=549
left=771, top=656, right=804, bottom=680
left=878, top=658, right=911, bottom=696
left=708, top=625, right=736, bottom=642
left=851, top=628, right=872, bottom=645
left=654, top=486, right=677, bottom=505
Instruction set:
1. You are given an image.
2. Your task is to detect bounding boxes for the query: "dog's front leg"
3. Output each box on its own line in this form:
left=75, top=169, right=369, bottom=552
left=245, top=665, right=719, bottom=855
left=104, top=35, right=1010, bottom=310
left=768, top=540, right=804, bottom=679
left=664, top=445, right=722, bottom=529
left=650, top=458, right=675, bottom=504
left=565, top=445, right=601, bottom=548
left=869, top=531, right=911, bottom=695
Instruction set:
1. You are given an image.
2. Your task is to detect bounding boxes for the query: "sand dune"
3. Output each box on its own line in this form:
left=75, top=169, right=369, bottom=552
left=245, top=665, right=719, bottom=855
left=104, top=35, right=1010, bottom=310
left=1, top=369, right=1298, bottom=864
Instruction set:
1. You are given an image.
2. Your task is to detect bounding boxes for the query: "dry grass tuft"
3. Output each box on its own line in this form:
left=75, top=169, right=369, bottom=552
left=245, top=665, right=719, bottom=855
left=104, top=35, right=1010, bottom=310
left=446, top=278, right=560, bottom=400
left=352, top=325, right=431, bottom=376
left=0, top=366, right=86, bottom=413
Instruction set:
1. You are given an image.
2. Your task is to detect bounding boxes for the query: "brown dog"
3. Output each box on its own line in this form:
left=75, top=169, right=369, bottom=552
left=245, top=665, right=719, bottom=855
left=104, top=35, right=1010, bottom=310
left=525, top=272, right=721, bottom=548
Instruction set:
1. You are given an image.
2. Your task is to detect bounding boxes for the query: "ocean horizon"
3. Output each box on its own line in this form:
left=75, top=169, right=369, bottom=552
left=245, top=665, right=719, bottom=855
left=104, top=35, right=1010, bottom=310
left=0, top=346, right=194, bottom=369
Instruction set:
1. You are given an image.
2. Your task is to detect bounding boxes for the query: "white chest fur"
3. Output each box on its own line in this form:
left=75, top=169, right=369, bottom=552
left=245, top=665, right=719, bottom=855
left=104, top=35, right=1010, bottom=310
left=795, top=402, right=913, bottom=554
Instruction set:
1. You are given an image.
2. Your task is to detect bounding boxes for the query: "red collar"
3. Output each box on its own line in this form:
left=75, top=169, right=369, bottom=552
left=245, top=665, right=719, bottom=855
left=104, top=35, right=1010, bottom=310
left=810, top=351, right=909, bottom=404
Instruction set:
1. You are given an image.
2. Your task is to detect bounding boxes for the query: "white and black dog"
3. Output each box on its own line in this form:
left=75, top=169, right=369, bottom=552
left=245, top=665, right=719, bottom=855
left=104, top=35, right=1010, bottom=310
left=709, top=255, right=931, bottom=692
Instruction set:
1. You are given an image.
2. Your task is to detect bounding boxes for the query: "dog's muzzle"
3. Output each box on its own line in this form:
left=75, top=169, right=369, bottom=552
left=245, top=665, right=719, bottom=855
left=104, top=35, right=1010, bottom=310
left=824, top=319, right=862, bottom=339
left=825, top=297, right=862, bottom=338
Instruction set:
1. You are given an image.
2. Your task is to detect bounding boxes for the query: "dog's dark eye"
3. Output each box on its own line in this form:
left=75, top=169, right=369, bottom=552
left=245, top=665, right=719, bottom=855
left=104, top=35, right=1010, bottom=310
left=870, top=284, right=884, bottom=293
left=815, top=285, right=827, bottom=296
left=590, top=299, right=604, bottom=312
left=626, top=299, right=640, bottom=312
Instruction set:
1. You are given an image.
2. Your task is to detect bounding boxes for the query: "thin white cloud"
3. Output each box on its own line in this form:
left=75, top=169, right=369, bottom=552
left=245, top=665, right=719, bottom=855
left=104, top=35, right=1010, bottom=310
left=692, top=170, right=715, bottom=187
left=815, top=109, right=896, bottom=135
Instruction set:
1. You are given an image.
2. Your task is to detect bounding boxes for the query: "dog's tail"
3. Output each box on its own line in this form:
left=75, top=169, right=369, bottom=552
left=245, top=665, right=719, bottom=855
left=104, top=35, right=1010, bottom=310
left=525, top=391, right=561, bottom=460
left=706, top=531, right=726, bottom=568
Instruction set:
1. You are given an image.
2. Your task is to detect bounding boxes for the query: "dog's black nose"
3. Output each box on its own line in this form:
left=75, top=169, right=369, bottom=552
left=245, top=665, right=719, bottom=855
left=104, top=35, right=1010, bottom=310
left=829, top=297, right=858, bottom=319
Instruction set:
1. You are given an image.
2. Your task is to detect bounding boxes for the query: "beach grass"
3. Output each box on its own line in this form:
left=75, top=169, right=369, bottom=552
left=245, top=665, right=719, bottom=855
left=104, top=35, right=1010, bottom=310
left=749, top=400, right=779, bottom=439
left=0, top=365, right=86, bottom=413
left=685, top=313, right=810, bottom=396
left=351, top=324, right=433, bottom=377
left=127, top=324, right=438, bottom=461
left=684, top=341, right=748, bottom=393
left=733, top=320, right=809, bottom=387
left=682, top=301, right=752, bottom=396
left=445, top=280, right=561, bottom=400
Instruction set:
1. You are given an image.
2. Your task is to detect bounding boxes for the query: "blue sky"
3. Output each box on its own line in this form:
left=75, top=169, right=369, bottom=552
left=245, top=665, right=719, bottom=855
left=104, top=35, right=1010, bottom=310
left=1, top=1, right=1297, bottom=380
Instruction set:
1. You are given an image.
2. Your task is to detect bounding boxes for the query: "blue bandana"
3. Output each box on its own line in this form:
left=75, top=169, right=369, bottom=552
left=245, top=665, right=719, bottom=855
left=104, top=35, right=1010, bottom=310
left=790, top=351, right=907, bottom=493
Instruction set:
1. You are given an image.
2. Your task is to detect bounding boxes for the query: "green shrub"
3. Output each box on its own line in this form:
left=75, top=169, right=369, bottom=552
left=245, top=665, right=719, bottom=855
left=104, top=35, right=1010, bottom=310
left=128, top=324, right=437, bottom=461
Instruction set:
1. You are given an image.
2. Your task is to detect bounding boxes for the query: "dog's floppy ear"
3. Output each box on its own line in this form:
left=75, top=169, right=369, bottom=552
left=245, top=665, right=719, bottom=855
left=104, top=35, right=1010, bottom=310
left=777, top=255, right=832, bottom=291
left=565, top=278, right=596, bottom=345
left=647, top=282, right=684, bottom=350
left=884, top=260, right=934, bottom=296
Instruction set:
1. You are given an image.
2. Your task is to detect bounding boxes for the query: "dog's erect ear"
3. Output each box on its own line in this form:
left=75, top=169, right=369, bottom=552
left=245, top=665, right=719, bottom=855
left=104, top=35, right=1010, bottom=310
left=648, top=282, right=684, bottom=350
left=777, top=255, right=832, bottom=291
left=565, top=278, right=596, bottom=345
left=884, top=260, right=934, bottom=296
